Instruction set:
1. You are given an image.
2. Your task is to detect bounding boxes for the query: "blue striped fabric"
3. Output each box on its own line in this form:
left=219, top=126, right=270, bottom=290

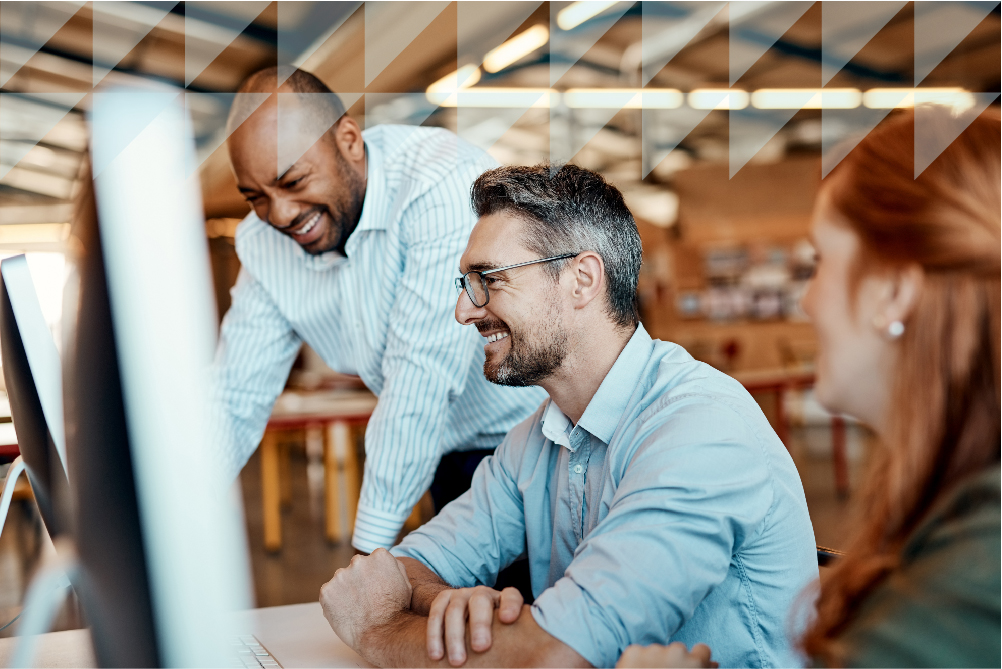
left=212, top=125, right=547, bottom=552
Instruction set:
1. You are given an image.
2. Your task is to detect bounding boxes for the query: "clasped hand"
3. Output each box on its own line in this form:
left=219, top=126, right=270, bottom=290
left=426, top=584, right=525, bottom=666
left=319, top=548, right=413, bottom=651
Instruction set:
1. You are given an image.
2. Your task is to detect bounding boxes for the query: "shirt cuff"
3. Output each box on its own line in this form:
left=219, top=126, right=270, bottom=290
left=352, top=504, right=409, bottom=553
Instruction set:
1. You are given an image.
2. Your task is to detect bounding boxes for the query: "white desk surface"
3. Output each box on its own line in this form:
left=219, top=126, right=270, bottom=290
left=235, top=601, right=371, bottom=668
left=0, top=602, right=371, bottom=668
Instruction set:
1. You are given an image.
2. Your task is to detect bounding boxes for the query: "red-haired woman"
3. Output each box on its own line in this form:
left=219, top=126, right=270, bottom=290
left=619, top=107, right=1000, bottom=667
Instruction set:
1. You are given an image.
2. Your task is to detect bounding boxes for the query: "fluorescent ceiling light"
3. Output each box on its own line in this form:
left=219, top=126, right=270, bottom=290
left=564, top=88, right=683, bottom=109
left=688, top=89, right=749, bottom=110
left=434, top=88, right=558, bottom=108
left=752, top=88, right=861, bottom=109
left=426, top=65, right=482, bottom=105
left=557, top=1, right=619, bottom=31
left=863, top=87, right=974, bottom=112
left=483, top=25, right=549, bottom=73
left=426, top=64, right=481, bottom=94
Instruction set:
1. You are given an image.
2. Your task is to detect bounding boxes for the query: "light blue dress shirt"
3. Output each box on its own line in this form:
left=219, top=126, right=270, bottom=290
left=393, top=324, right=818, bottom=668
left=212, top=125, right=546, bottom=552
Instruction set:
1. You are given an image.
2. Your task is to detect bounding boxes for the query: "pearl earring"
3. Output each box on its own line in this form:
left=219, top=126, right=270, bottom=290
left=887, top=320, right=905, bottom=339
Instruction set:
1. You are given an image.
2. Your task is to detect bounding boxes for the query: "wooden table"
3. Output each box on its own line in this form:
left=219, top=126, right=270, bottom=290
left=733, top=367, right=850, bottom=497
left=261, top=389, right=378, bottom=551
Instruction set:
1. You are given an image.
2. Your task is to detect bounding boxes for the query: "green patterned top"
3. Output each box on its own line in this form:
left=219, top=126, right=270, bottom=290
left=839, top=465, right=1001, bottom=668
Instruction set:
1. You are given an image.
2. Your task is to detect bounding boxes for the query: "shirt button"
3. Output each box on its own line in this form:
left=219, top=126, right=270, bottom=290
left=573, top=464, right=584, bottom=474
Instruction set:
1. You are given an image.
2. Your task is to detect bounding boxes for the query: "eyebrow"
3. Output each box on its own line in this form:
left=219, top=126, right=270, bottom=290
left=462, top=261, right=504, bottom=274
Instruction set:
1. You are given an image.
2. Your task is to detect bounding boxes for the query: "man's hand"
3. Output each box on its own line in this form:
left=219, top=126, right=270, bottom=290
left=426, top=585, right=525, bottom=666
left=616, top=642, right=717, bottom=668
left=319, top=548, right=413, bottom=651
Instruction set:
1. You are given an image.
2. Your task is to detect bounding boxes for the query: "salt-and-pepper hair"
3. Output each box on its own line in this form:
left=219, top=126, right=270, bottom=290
left=471, top=163, right=642, bottom=328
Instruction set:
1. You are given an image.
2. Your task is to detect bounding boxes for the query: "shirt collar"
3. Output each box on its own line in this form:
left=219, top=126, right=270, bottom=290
left=352, top=138, right=389, bottom=234
left=540, top=323, right=655, bottom=449
left=540, top=400, right=574, bottom=449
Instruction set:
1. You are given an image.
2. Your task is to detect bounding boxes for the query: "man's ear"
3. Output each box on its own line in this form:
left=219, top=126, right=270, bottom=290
left=570, top=252, right=604, bottom=310
left=334, top=116, right=366, bottom=165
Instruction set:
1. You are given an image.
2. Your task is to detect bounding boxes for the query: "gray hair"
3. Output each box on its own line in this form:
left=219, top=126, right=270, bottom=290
left=471, top=164, right=641, bottom=328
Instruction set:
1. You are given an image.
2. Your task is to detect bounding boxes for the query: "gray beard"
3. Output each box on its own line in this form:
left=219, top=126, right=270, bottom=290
left=485, top=326, right=567, bottom=387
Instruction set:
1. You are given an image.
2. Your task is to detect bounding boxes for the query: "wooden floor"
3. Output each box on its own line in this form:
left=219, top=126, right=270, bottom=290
left=0, top=423, right=867, bottom=634
left=240, top=444, right=357, bottom=608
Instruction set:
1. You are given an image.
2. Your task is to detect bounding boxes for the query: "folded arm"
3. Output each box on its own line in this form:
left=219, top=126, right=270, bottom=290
left=360, top=604, right=590, bottom=668
left=399, top=556, right=452, bottom=615
left=321, top=550, right=589, bottom=668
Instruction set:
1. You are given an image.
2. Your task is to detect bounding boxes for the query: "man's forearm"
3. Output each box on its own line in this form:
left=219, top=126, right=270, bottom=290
left=398, top=556, right=453, bottom=615
left=358, top=605, right=591, bottom=668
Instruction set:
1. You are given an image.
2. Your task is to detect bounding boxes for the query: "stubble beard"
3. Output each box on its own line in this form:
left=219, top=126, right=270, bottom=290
left=482, top=313, right=568, bottom=388
left=303, top=150, right=365, bottom=255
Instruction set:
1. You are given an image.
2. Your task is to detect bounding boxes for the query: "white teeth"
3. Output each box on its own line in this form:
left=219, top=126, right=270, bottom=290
left=297, top=212, right=321, bottom=235
left=486, top=332, right=509, bottom=343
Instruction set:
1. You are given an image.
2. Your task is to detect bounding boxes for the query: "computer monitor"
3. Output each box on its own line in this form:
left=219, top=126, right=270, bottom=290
left=0, top=255, right=71, bottom=541
left=61, top=89, right=252, bottom=667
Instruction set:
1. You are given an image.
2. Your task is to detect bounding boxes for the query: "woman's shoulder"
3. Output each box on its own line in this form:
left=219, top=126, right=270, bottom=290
left=840, top=465, right=1001, bottom=668
left=904, top=464, right=1000, bottom=564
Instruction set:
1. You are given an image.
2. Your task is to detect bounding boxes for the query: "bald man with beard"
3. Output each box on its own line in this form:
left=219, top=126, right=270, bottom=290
left=212, top=67, right=545, bottom=556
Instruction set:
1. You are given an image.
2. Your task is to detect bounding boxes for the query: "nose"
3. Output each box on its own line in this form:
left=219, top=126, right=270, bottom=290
left=267, top=193, right=300, bottom=230
left=455, top=287, right=487, bottom=325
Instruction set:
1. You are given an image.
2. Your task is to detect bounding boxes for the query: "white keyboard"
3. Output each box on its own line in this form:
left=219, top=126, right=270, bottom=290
left=229, top=634, right=281, bottom=668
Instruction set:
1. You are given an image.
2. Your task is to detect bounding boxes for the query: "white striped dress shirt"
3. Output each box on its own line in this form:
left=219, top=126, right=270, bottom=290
left=212, top=125, right=547, bottom=552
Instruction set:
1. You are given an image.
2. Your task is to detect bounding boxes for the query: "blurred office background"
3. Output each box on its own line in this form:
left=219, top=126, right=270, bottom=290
left=0, top=1, right=998, bottom=627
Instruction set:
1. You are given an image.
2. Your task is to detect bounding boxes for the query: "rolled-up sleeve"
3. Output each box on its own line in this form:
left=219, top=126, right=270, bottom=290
left=531, top=398, right=776, bottom=668
left=390, top=420, right=534, bottom=586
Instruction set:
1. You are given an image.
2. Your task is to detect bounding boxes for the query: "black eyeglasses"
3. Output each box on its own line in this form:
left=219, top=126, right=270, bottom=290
left=455, top=253, right=579, bottom=308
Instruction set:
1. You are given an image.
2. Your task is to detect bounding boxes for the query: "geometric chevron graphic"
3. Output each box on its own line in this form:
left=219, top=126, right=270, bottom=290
left=550, top=90, right=636, bottom=164
left=550, top=1, right=634, bottom=85
left=278, top=92, right=364, bottom=177
left=0, top=92, right=87, bottom=179
left=277, top=1, right=362, bottom=84
left=365, top=2, right=450, bottom=87
left=729, top=1, right=812, bottom=86
left=821, top=1, right=906, bottom=86
left=642, top=103, right=716, bottom=178
left=0, top=1, right=86, bottom=87
left=184, top=92, right=270, bottom=176
left=914, top=92, right=1001, bottom=177
left=185, top=1, right=270, bottom=87
left=914, top=1, right=999, bottom=86
left=641, top=1, right=725, bottom=86
left=93, top=1, right=177, bottom=87
left=730, top=101, right=813, bottom=178
left=821, top=100, right=904, bottom=177
left=458, top=1, right=543, bottom=69
left=90, top=90, right=182, bottom=177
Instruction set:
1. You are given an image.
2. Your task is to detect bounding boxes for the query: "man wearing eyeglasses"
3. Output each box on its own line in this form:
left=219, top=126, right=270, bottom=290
left=213, top=66, right=545, bottom=554
left=319, top=164, right=818, bottom=668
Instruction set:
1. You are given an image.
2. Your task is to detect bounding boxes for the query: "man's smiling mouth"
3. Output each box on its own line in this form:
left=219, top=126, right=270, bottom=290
left=292, top=210, right=322, bottom=236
